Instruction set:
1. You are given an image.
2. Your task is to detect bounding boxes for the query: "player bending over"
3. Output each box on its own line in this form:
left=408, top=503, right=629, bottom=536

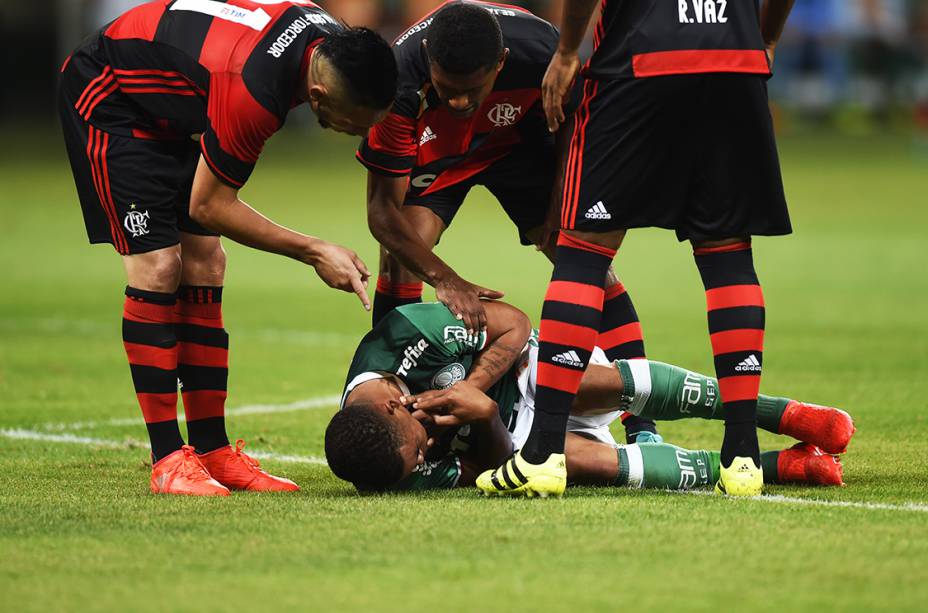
left=359, top=1, right=661, bottom=443
left=58, top=1, right=397, bottom=496
left=324, top=301, right=853, bottom=492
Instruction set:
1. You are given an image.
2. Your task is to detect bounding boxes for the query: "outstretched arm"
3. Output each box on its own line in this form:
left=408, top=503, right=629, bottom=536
left=189, top=158, right=370, bottom=309
left=367, top=172, right=503, bottom=331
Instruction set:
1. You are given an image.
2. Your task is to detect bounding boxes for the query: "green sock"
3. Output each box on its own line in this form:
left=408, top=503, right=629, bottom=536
left=617, top=359, right=790, bottom=434
left=615, top=442, right=720, bottom=490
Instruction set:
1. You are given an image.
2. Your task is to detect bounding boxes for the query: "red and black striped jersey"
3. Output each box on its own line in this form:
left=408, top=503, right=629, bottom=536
left=356, top=1, right=558, bottom=195
left=586, top=0, right=770, bottom=80
left=61, top=0, right=342, bottom=188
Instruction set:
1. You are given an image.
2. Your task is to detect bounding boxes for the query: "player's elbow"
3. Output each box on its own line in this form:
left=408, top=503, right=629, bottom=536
left=189, top=197, right=219, bottom=230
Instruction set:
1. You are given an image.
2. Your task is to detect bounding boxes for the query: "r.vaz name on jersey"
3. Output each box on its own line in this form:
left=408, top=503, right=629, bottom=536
left=678, top=0, right=728, bottom=24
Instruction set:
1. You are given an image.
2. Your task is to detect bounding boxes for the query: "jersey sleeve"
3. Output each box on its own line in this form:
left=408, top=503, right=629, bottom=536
left=201, top=72, right=281, bottom=188
left=396, top=303, right=487, bottom=359
left=356, top=89, right=420, bottom=177
left=394, top=454, right=462, bottom=490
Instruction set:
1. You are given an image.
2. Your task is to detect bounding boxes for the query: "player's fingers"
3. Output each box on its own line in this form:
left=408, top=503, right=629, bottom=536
left=431, top=414, right=464, bottom=427
left=350, top=274, right=371, bottom=311
left=410, top=410, right=434, bottom=424
left=353, top=253, right=370, bottom=280
left=476, top=286, right=505, bottom=299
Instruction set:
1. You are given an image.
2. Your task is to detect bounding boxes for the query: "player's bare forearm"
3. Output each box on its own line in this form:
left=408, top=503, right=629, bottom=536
left=556, top=0, right=602, bottom=54
left=466, top=302, right=532, bottom=391
left=190, top=159, right=318, bottom=262
left=366, top=172, right=456, bottom=287
left=760, top=0, right=796, bottom=50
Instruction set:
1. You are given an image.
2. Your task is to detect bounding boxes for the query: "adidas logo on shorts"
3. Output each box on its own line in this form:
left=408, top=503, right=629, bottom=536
left=585, top=201, right=611, bottom=220
left=419, top=126, right=437, bottom=145
left=551, top=350, right=584, bottom=368
left=735, top=354, right=762, bottom=372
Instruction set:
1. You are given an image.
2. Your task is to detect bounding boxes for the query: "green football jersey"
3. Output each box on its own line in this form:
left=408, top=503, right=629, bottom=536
left=342, top=303, right=523, bottom=490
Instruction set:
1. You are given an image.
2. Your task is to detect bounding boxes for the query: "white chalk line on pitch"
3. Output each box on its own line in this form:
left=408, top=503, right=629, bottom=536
left=3, top=427, right=928, bottom=514
left=4, top=317, right=357, bottom=347
left=676, top=488, right=928, bottom=514
left=39, top=394, right=342, bottom=431
left=0, top=428, right=328, bottom=466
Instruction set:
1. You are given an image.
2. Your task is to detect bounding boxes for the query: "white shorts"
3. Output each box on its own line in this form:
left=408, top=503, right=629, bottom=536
left=509, top=344, right=625, bottom=450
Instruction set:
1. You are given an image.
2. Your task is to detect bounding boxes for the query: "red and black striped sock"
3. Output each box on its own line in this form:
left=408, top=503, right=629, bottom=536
left=372, top=278, right=423, bottom=327
left=694, top=242, right=765, bottom=466
left=521, top=234, right=616, bottom=463
left=176, top=286, right=229, bottom=454
left=598, top=281, right=657, bottom=442
left=122, top=287, right=183, bottom=462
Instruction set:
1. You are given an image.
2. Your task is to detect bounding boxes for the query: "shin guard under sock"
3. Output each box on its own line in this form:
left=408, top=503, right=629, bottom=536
left=123, top=287, right=183, bottom=462
left=598, top=281, right=656, bottom=442
left=176, top=286, right=229, bottom=453
left=522, top=234, right=615, bottom=463
left=695, top=242, right=765, bottom=466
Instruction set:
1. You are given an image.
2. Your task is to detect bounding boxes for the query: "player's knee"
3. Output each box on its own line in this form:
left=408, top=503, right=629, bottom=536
left=126, top=248, right=183, bottom=292
left=183, top=240, right=226, bottom=286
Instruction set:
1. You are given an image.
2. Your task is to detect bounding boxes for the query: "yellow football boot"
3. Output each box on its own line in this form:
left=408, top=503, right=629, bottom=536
left=476, top=451, right=566, bottom=498
left=715, top=456, right=764, bottom=497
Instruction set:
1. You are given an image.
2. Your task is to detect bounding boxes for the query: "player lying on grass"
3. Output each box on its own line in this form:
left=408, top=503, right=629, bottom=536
left=359, top=0, right=661, bottom=444
left=58, top=1, right=397, bottom=496
left=324, top=301, right=854, bottom=492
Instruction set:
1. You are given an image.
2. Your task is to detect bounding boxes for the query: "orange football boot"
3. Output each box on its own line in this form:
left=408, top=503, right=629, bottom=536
left=197, top=439, right=300, bottom=492
left=776, top=443, right=845, bottom=486
left=150, top=445, right=230, bottom=496
left=779, top=400, right=856, bottom=454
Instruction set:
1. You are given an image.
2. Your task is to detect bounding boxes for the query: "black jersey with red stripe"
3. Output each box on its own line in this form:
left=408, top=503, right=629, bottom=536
left=586, top=0, right=770, bottom=80
left=356, top=1, right=558, bottom=196
left=61, top=0, right=342, bottom=188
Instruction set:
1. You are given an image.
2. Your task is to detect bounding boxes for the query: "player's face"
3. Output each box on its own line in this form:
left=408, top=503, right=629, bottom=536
left=427, top=50, right=508, bottom=118
left=344, top=380, right=429, bottom=479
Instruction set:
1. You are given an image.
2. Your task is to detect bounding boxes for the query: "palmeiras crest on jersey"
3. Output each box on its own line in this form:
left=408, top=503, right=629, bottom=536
left=123, top=205, right=150, bottom=237
left=431, top=363, right=466, bottom=389
left=487, top=103, right=521, bottom=127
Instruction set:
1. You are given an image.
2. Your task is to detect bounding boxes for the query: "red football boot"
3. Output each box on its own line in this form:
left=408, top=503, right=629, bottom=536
left=197, top=439, right=300, bottom=492
left=779, top=400, right=856, bottom=454
left=777, top=443, right=845, bottom=486
left=150, top=445, right=230, bottom=496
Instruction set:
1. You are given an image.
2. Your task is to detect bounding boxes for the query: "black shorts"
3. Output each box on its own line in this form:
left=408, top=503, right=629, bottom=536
left=58, top=73, right=216, bottom=256
left=404, top=141, right=554, bottom=246
left=561, top=74, right=791, bottom=242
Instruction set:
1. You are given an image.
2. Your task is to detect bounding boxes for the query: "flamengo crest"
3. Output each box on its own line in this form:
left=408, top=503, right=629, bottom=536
left=124, top=204, right=150, bottom=237
left=487, top=103, right=521, bottom=127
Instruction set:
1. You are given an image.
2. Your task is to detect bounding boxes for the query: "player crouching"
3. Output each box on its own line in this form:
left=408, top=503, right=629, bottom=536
left=324, top=301, right=853, bottom=494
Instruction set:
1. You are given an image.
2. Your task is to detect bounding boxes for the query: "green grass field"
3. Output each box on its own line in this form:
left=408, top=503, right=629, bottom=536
left=2, top=125, right=927, bottom=611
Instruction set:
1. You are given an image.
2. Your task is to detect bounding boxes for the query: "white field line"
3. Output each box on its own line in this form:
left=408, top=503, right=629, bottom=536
left=0, top=428, right=328, bottom=466
left=2, top=428, right=928, bottom=513
left=3, top=317, right=356, bottom=347
left=677, top=488, right=928, bottom=514
left=40, top=394, right=342, bottom=431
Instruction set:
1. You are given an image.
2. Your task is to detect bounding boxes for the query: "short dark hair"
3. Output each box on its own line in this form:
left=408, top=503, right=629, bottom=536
left=427, top=2, right=503, bottom=75
left=317, top=27, right=397, bottom=109
left=325, top=403, right=406, bottom=491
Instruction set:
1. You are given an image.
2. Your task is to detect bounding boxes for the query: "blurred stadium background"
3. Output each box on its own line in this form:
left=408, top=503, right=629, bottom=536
left=3, top=0, right=928, bottom=135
